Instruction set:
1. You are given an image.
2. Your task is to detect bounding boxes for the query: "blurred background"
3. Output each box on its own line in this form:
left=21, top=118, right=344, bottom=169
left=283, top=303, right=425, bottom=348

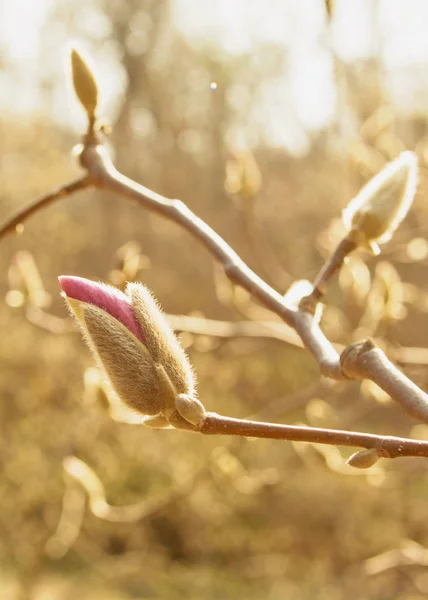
left=3, top=0, right=428, bottom=598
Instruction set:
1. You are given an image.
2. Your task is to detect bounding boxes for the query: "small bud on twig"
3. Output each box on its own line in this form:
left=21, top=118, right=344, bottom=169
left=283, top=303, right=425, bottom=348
left=347, top=448, right=380, bottom=469
left=342, top=152, right=418, bottom=254
left=59, top=276, right=198, bottom=423
left=70, top=48, right=99, bottom=121
left=175, top=394, right=206, bottom=427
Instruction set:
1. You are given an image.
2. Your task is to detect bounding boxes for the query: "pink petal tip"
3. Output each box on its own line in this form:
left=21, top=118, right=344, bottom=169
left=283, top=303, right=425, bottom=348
left=59, top=275, right=144, bottom=343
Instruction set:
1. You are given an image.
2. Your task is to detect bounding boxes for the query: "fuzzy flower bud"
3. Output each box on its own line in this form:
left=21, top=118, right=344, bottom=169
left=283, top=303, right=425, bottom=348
left=342, top=152, right=418, bottom=254
left=59, top=276, right=196, bottom=419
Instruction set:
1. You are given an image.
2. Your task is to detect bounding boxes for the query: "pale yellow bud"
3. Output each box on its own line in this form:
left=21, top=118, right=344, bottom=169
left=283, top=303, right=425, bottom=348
left=174, top=394, right=206, bottom=427
left=70, top=48, right=99, bottom=120
left=343, top=152, right=418, bottom=254
left=347, top=448, right=379, bottom=469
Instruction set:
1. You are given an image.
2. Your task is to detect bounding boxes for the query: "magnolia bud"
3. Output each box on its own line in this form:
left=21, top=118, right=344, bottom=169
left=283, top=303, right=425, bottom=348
left=70, top=48, right=99, bottom=120
left=60, top=276, right=196, bottom=419
left=342, top=152, right=418, bottom=254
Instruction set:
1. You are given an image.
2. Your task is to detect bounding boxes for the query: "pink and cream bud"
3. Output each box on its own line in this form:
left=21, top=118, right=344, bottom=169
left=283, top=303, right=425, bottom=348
left=59, top=276, right=196, bottom=419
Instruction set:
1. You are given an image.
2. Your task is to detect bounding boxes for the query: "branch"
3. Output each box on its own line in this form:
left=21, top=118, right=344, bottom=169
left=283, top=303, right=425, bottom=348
left=341, top=339, right=428, bottom=421
left=0, top=176, right=91, bottom=238
left=200, top=412, right=428, bottom=460
left=300, top=235, right=357, bottom=312
left=62, top=456, right=201, bottom=523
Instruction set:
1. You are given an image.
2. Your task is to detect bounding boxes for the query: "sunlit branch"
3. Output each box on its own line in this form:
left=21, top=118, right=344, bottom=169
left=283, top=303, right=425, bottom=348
left=300, top=235, right=357, bottom=312
left=341, top=339, right=428, bottom=422
left=200, top=412, right=428, bottom=460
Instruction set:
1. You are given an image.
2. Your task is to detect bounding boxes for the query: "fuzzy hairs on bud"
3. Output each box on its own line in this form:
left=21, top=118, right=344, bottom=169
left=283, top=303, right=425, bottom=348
left=127, top=283, right=197, bottom=398
left=82, top=304, right=164, bottom=416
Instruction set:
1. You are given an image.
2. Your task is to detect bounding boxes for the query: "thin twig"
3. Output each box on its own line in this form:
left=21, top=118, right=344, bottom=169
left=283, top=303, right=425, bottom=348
left=300, top=235, right=357, bottom=313
left=64, top=454, right=204, bottom=523
left=167, top=313, right=303, bottom=347
left=25, top=306, right=75, bottom=334
left=0, top=176, right=91, bottom=238
left=200, top=412, right=428, bottom=459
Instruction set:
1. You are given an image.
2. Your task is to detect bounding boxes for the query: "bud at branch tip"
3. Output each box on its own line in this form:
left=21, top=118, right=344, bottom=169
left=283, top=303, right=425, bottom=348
left=69, top=46, right=100, bottom=121
left=343, top=151, right=418, bottom=254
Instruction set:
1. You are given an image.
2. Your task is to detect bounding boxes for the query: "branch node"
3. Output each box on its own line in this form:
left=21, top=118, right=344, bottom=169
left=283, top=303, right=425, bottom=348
left=340, top=339, right=377, bottom=379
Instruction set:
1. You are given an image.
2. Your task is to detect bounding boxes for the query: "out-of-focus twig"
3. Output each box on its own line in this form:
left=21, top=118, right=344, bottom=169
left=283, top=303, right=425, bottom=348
left=167, top=313, right=303, bottom=347
left=25, top=306, right=75, bottom=334
left=45, top=455, right=210, bottom=558
left=24, top=303, right=428, bottom=371
left=364, top=540, right=428, bottom=575
left=62, top=456, right=203, bottom=523
left=45, top=484, right=86, bottom=559
left=0, top=176, right=91, bottom=238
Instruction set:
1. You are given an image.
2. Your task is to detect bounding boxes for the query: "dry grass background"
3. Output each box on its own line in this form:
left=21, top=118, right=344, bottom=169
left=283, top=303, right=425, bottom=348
left=3, top=2, right=428, bottom=598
